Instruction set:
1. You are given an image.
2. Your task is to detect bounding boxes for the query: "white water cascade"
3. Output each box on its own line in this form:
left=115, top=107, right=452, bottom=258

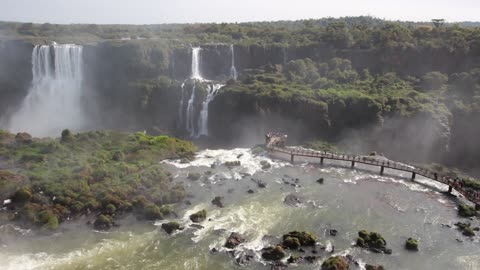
left=7, top=43, right=85, bottom=137
left=230, top=44, right=237, bottom=80
left=180, top=46, right=227, bottom=138
left=197, top=83, right=223, bottom=137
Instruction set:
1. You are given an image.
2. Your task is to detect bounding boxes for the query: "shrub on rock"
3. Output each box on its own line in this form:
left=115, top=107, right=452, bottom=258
left=189, top=209, right=207, bottom=223
left=162, top=221, right=181, bottom=234
left=283, top=236, right=301, bottom=249
left=321, top=256, right=349, bottom=270
left=458, top=204, right=477, bottom=217
left=12, top=187, right=32, bottom=204
left=212, top=196, right=224, bottom=208
left=144, top=204, right=163, bottom=220
left=366, top=265, right=385, bottom=270
left=405, top=238, right=418, bottom=251
left=94, top=214, right=113, bottom=230
left=356, top=230, right=390, bottom=254
left=282, top=231, right=317, bottom=246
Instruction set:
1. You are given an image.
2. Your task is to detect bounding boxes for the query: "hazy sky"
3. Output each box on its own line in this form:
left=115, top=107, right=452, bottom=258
left=1, top=0, right=479, bottom=24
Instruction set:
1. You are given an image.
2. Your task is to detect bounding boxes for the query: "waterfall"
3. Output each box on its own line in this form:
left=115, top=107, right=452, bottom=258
left=230, top=45, right=237, bottom=80
left=184, top=47, right=202, bottom=136
left=191, top=47, right=202, bottom=80
left=197, top=83, right=223, bottom=137
left=7, top=42, right=85, bottom=137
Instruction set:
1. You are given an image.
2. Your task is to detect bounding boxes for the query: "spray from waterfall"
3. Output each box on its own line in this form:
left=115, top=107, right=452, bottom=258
left=230, top=45, right=237, bottom=80
left=7, top=42, right=85, bottom=137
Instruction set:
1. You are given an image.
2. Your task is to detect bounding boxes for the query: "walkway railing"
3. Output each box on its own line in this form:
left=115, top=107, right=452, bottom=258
left=267, top=145, right=480, bottom=206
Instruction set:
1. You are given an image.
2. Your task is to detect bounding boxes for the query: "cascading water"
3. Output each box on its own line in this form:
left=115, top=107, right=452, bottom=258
left=7, top=42, right=85, bottom=137
left=197, top=84, right=223, bottom=137
left=185, top=47, right=202, bottom=136
left=230, top=44, right=237, bottom=80
left=180, top=46, right=225, bottom=137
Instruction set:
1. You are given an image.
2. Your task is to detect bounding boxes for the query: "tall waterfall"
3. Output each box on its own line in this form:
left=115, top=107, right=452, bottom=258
left=8, top=43, right=85, bottom=137
left=185, top=47, right=202, bottom=136
left=230, top=45, right=237, bottom=80
left=197, top=83, right=223, bottom=137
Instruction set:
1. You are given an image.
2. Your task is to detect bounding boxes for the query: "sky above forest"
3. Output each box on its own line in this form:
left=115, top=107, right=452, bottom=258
left=1, top=0, right=478, bottom=24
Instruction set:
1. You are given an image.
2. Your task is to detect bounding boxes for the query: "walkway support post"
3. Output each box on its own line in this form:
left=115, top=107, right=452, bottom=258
left=411, top=172, right=416, bottom=181
left=320, top=157, right=324, bottom=165
left=290, top=154, right=294, bottom=164
left=380, top=166, right=385, bottom=175
left=448, top=185, right=453, bottom=193
left=476, top=204, right=480, bottom=211
left=351, top=161, right=355, bottom=168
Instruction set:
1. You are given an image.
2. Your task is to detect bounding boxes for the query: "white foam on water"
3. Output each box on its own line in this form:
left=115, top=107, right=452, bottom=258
left=163, top=148, right=289, bottom=178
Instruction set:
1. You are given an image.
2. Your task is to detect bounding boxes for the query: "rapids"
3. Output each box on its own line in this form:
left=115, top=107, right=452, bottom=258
left=1, top=148, right=479, bottom=270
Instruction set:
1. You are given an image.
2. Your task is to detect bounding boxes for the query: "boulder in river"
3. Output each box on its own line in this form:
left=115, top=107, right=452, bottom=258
left=405, top=238, right=419, bottom=251
left=189, top=209, right=207, bottom=223
left=321, top=256, right=349, bottom=270
left=329, top=229, right=338, bottom=236
left=282, top=231, right=317, bottom=246
left=261, top=245, right=286, bottom=261
left=224, top=161, right=241, bottom=167
left=356, top=230, right=390, bottom=254
left=162, top=221, right=182, bottom=234
left=260, top=160, right=271, bottom=170
left=317, top=178, right=324, bottom=184
left=283, top=194, right=304, bottom=207
left=225, top=232, right=245, bottom=248
left=458, top=204, right=477, bottom=217
left=187, top=172, right=201, bottom=181
left=212, top=196, right=225, bottom=208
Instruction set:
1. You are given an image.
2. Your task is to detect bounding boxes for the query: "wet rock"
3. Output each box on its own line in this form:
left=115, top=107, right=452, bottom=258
left=283, top=194, right=304, bottom=207
left=247, top=189, right=255, bottom=194
left=298, top=248, right=305, bottom=253
left=260, top=160, right=271, bottom=170
left=262, top=245, right=286, bottom=261
left=282, top=231, right=317, bottom=246
left=455, top=222, right=476, bottom=237
left=227, top=189, right=235, bottom=194
left=329, top=229, right=338, bottom=236
left=235, top=250, right=255, bottom=265
left=189, top=209, right=207, bottom=223
left=287, top=255, right=302, bottom=264
left=283, top=236, right=301, bottom=249
left=161, top=221, right=182, bottom=234
left=225, top=232, right=245, bottom=248
left=210, top=163, right=216, bottom=169
left=185, top=200, right=192, bottom=205
left=212, top=196, right=225, bottom=208
left=237, top=154, right=243, bottom=159
left=304, top=256, right=319, bottom=263
left=405, top=238, right=419, bottom=251
left=210, top=247, right=219, bottom=253
left=321, top=256, right=349, bottom=270
left=356, top=230, right=390, bottom=254
left=317, top=178, right=324, bottom=184
left=190, top=224, right=204, bottom=230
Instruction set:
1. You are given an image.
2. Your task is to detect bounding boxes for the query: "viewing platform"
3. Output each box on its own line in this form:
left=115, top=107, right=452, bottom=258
left=265, top=133, right=480, bottom=208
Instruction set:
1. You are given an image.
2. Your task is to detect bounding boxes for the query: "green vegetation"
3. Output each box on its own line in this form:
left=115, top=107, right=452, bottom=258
left=405, top=238, right=419, bottom=251
left=321, top=256, right=349, bottom=270
left=455, top=222, right=477, bottom=237
left=366, top=265, right=385, bottom=270
left=161, top=221, right=181, bottom=234
left=189, top=209, right=207, bottom=223
left=356, top=230, right=390, bottom=253
left=282, top=231, right=317, bottom=247
left=0, top=130, right=195, bottom=230
left=458, top=204, right=477, bottom=217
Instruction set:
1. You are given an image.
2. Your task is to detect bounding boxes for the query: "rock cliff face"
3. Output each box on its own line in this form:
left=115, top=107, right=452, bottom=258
left=0, top=40, right=34, bottom=118
left=0, top=39, right=477, bottom=167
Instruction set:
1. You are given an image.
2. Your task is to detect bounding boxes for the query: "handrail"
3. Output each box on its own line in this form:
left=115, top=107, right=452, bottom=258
left=267, top=145, right=480, bottom=205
